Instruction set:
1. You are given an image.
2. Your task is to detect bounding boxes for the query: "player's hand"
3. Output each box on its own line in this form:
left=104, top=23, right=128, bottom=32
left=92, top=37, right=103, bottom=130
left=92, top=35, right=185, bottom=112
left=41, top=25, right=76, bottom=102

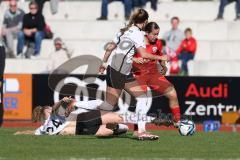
left=159, top=55, right=169, bottom=61
left=24, top=30, right=32, bottom=36
left=99, top=62, right=108, bottom=74
left=31, top=28, right=37, bottom=33
left=61, top=96, right=72, bottom=103
left=133, top=57, right=144, bottom=64
left=99, top=65, right=106, bottom=74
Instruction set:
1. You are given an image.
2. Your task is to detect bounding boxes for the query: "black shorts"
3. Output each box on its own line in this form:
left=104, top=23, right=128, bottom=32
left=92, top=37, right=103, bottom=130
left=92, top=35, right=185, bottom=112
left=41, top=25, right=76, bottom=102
left=75, top=110, right=102, bottom=135
left=106, top=66, right=135, bottom=90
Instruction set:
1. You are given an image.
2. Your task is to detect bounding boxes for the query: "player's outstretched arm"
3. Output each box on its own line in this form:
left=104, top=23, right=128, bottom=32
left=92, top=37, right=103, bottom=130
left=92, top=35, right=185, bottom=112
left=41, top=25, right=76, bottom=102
left=99, top=42, right=117, bottom=74
left=52, top=97, right=72, bottom=113
left=51, top=100, right=64, bottom=114
left=132, top=57, right=144, bottom=64
left=14, top=130, right=35, bottom=135
left=137, top=47, right=169, bottom=61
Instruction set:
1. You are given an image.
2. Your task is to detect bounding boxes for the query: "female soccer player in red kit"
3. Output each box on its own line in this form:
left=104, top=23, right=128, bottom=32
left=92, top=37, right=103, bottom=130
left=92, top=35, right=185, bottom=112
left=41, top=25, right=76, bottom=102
left=132, top=22, right=181, bottom=128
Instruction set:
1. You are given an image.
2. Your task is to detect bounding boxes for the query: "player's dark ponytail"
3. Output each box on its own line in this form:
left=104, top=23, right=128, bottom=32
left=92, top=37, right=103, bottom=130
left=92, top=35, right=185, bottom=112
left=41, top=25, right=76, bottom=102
left=120, top=8, right=149, bottom=34
left=144, top=22, right=160, bottom=33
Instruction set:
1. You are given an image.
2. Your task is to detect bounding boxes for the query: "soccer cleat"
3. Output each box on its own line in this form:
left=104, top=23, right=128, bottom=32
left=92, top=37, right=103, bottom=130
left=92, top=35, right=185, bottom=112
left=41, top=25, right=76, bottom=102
left=173, top=121, right=181, bottom=128
left=116, top=124, right=129, bottom=135
left=114, top=129, right=128, bottom=136
left=152, top=118, right=173, bottom=127
left=96, top=16, right=107, bottom=20
left=106, top=123, right=128, bottom=136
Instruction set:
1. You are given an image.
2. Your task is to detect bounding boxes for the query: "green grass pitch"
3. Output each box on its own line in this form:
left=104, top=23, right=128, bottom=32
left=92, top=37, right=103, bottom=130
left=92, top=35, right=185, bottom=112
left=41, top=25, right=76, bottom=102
left=0, top=128, right=239, bottom=160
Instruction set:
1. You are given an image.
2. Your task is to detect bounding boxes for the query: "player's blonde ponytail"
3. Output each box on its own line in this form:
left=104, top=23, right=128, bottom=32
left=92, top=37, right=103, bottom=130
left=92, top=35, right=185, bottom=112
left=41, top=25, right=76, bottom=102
left=120, top=8, right=149, bottom=34
left=32, top=106, right=49, bottom=122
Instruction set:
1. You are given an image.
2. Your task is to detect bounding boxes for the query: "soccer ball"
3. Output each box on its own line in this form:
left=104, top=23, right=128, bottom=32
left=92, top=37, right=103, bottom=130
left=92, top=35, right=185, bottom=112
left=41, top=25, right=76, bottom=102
left=178, top=119, right=196, bottom=136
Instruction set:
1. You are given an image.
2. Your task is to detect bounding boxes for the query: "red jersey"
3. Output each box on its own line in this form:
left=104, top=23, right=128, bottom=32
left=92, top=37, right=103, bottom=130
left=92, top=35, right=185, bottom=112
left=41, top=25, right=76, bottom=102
left=133, top=38, right=163, bottom=72
left=176, top=37, right=197, bottom=54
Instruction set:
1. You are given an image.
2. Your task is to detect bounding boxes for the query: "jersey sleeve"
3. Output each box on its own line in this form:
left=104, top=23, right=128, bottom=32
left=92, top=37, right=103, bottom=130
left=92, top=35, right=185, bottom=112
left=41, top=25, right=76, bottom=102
left=186, top=38, right=197, bottom=53
left=34, top=126, right=45, bottom=135
left=131, top=30, right=146, bottom=49
left=176, top=40, right=184, bottom=54
left=113, top=32, right=123, bottom=45
left=156, top=40, right=163, bottom=55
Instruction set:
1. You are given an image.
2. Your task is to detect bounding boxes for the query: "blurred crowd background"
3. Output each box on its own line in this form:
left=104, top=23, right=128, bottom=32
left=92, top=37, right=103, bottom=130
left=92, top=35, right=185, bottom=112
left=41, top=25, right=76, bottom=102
left=0, top=0, right=240, bottom=76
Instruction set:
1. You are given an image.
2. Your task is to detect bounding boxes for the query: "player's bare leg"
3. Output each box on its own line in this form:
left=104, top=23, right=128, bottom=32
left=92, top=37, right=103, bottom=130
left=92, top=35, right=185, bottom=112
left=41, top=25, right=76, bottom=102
left=14, top=130, right=35, bottom=135
left=98, top=86, right=122, bottom=111
left=163, top=86, right=181, bottom=127
left=148, top=75, right=181, bottom=127
left=95, top=125, right=116, bottom=137
left=100, top=110, right=164, bottom=139
left=99, top=111, right=128, bottom=136
left=100, top=111, right=123, bottom=124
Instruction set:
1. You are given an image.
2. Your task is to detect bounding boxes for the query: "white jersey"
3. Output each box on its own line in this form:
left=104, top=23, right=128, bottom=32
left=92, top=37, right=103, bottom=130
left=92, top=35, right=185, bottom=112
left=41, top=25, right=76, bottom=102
left=34, top=100, right=102, bottom=135
left=110, top=26, right=146, bottom=75
left=35, top=114, right=69, bottom=135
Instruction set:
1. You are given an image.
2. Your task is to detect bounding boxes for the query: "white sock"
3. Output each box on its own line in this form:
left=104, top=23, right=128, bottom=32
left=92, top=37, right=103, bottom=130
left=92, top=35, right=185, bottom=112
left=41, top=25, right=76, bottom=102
left=97, top=101, right=115, bottom=111
left=118, top=124, right=129, bottom=130
left=135, top=94, right=151, bottom=133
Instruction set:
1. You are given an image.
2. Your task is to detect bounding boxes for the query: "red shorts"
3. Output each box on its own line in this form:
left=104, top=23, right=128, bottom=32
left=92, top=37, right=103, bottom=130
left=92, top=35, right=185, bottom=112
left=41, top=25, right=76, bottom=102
left=133, top=69, right=173, bottom=94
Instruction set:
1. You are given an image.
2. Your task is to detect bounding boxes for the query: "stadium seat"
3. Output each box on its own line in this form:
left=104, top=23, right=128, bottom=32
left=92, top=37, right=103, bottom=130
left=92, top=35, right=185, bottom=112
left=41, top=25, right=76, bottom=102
left=5, top=59, right=50, bottom=74
left=0, top=1, right=236, bottom=21
left=1, top=1, right=240, bottom=76
left=18, top=40, right=240, bottom=61
left=188, top=60, right=240, bottom=76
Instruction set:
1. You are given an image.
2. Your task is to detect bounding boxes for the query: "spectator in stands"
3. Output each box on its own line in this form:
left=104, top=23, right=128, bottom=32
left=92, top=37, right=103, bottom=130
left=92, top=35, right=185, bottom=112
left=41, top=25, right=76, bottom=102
left=35, top=0, right=48, bottom=14
left=1, top=0, right=25, bottom=58
left=163, top=17, right=184, bottom=52
left=97, top=0, right=132, bottom=20
left=48, top=37, right=72, bottom=73
left=215, top=0, right=240, bottom=21
left=176, top=28, right=197, bottom=76
left=163, top=17, right=184, bottom=75
left=0, top=37, right=6, bottom=127
left=133, top=0, right=158, bottom=11
left=35, top=0, right=59, bottom=15
left=17, top=1, right=46, bottom=58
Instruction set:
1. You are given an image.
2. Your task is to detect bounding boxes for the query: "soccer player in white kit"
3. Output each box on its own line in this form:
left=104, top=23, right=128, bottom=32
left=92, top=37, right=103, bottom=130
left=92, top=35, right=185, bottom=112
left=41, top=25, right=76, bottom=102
left=15, top=97, right=164, bottom=138
left=98, top=9, right=169, bottom=140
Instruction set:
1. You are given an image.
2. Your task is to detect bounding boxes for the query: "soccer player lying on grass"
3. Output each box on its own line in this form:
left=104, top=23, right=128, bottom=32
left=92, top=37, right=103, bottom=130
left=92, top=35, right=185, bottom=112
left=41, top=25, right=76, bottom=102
left=15, top=97, right=169, bottom=139
left=15, top=97, right=128, bottom=137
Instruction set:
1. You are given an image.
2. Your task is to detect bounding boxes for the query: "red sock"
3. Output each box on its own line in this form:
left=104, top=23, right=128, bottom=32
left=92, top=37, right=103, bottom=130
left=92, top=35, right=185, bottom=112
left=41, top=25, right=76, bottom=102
left=133, top=124, right=138, bottom=131
left=171, top=106, right=181, bottom=122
